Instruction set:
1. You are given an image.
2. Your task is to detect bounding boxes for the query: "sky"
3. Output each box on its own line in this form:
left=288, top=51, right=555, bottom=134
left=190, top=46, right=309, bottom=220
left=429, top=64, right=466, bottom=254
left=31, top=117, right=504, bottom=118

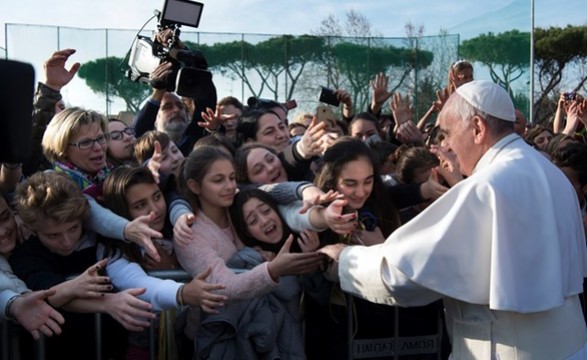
left=1, top=0, right=586, bottom=114
left=2, top=0, right=585, bottom=43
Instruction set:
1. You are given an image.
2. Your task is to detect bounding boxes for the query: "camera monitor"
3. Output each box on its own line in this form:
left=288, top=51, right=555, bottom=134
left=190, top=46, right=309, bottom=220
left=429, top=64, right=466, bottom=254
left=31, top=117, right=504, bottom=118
left=161, top=0, right=204, bottom=28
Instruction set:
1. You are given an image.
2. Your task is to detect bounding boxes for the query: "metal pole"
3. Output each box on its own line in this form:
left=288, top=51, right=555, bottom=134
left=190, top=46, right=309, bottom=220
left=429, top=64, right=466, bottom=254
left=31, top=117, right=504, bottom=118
left=529, top=0, right=535, bottom=124
left=94, top=313, right=102, bottom=360
left=1, top=320, right=9, bottom=360
left=241, top=33, right=245, bottom=101
left=4, top=24, right=7, bottom=59
left=105, top=29, right=110, bottom=116
left=347, top=294, right=353, bottom=360
left=35, top=334, right=46, bottom=360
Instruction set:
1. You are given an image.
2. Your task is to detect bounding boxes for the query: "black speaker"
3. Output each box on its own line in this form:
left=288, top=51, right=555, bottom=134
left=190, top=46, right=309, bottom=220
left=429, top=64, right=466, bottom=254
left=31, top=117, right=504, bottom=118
left=0, top=59, right=34, bottom=163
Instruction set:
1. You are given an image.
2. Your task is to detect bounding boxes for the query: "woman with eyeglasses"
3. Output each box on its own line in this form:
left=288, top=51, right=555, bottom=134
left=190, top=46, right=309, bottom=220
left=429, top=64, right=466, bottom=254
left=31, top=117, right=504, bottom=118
left=107, top=118, right=136, bottom=167
left=41, top=107, right=165, bottom=266
left=42, top=107, right=111, bottom=199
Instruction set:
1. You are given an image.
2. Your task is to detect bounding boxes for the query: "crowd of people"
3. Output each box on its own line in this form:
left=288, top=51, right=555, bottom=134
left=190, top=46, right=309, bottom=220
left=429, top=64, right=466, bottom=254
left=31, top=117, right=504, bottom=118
left=1, top=33, right=587, bottom=360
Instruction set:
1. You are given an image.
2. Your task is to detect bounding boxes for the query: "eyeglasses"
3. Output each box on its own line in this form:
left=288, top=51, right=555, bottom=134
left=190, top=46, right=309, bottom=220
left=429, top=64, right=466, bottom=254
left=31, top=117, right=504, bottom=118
left=68, top=134, right=110, bottom=150
left=109, top=128, right=135, bottom=141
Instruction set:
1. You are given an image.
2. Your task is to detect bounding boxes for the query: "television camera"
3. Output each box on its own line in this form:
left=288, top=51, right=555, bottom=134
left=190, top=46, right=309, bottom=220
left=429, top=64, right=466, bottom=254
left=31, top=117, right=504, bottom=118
left=126, top=0, right=213, bottom=99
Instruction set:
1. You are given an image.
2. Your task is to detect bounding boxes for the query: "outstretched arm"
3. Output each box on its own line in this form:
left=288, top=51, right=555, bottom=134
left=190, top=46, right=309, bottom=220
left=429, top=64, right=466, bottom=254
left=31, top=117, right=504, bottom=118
left=6, top=289, right=65, bottom=340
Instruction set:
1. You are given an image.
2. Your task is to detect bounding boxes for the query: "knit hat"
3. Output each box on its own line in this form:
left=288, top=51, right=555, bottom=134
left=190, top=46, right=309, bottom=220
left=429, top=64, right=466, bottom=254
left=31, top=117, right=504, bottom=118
left=456, top=80, right=515, bottom=122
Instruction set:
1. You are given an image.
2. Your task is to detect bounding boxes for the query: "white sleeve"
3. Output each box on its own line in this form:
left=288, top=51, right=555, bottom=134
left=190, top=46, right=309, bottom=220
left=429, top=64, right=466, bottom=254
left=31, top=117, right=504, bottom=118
left=85, top=195, right=128, bottom=241
left=339, top=244, right=442, bottom=307
left=106, top=255, right=181, bottom=312
left=278, top=202, right=324, bottom=233
left=0, top=256, right=28, bottom=294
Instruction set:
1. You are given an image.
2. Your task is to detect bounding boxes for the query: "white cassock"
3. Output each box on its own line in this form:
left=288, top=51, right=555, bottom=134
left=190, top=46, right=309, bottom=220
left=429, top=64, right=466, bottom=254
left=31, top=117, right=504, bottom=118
left=339, top=134, right=587, bottom=360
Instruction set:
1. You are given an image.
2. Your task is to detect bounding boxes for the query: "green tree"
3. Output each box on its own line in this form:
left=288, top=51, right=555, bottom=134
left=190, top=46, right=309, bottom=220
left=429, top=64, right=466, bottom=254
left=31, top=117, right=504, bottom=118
left=401, top=23, right=459, bottom=121
left=327, top=40, right=434, bottom=110
left=78, top=57, right=150, bottom=113
left=191, top=35, right=325, bottom=101
left=461, top=30, right=531, bottom=96
left=534, top=25, right=587, bottom=122
left=312, top=12, right=435, bottom=111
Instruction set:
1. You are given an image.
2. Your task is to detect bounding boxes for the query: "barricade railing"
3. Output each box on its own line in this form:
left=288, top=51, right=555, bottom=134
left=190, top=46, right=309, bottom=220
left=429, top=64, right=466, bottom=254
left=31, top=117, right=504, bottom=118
left=1, top=270, right=445, bottom=360
left=345, top=293, right=444, bottom=360
left=0, top=269, right=191, bottom=360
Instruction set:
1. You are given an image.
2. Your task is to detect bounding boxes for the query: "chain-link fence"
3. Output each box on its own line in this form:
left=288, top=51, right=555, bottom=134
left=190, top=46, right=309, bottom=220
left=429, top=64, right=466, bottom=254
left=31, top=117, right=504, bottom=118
left=5, top=24, right=529, bottom=120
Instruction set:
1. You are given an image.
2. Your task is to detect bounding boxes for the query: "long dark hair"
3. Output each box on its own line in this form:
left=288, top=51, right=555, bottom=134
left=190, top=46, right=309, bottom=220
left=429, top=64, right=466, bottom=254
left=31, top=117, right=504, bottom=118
left=236, top=109, right=265, bottom=146
left=102, top=165, right=172, bottom=262
left=315, top=137, right=400, bottom=237
left=229, top=188, right=301, bottom=253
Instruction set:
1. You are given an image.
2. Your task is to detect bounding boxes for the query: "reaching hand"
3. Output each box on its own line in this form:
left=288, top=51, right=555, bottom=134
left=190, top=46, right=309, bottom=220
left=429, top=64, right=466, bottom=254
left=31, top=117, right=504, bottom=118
left=149, top=62, right=173, bottom=89
left=146, top=141, right=163, bottom=184
left=579, top=98, right=587, bottom=126
left=105, top=288, right=155, bottom=332
left=267, top=235, right=323, bottom=279
left=173, top=212, right=196, bottom=247
left=43, top=48, right=80, bottom=91
left=390, top=92, right=413, bottom=126
left=298, top=189, right=340, bottom=215
left=10, top=289, right=65, bottom=340
left=420, top=175, right=449, bottom=201
left=336, top=89, right=354, bottom=118
left=297, top=230, right=320, bottom=252
left=198, top=105, right=238, bottom=131
left=395, top=121, right=424, bottom=144
left=434, top=87, right=451, bottom=112
left=564, top=100, right=584, bottom=134
left=69, top=258, right=112, bottom=298
left=154, top=28, right=185, bottom=49
left=182, top=267, right=227, bottom=314
left=123, top=212, right=163, bottom=262
left=317, top=243, right=348, bottom=263
left=324, top=198, right=357, bottom=235
left=429, top=145, right=463, bottom=187
left=296, top=117, right=329, bottom=159
left=370, top=72, right=393, bottom=113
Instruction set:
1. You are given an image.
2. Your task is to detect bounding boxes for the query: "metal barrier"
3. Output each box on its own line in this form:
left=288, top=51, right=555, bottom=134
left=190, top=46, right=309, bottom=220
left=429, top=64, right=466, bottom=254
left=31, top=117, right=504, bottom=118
left=1, top=270, right=446, bottom=360
left=0, top=269, right=191, bottom=360
left=345, top=293, right=444, bottom=360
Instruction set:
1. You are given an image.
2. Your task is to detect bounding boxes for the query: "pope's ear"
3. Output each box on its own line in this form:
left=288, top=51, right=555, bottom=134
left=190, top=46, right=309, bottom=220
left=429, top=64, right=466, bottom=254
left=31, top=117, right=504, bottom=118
left=472, top=115, right=488, bottom=143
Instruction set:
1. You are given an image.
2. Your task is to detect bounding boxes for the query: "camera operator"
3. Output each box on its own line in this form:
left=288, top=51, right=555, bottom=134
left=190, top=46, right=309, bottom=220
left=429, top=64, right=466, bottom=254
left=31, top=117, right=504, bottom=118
left=131, top=29, right=218, bottom=156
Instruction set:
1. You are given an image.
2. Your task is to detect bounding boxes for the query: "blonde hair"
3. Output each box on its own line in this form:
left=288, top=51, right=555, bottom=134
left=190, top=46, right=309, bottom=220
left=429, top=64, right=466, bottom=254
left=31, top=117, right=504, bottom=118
left=42, top=107, right=108, bottom=163
left=292, top=112, right=313, bottom=125
left=14, top=172, right=90, bottom=231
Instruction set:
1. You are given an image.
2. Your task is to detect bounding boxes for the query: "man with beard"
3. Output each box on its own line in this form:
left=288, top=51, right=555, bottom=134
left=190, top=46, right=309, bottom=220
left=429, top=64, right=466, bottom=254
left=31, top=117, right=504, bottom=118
left=131, top=67, right=217, bottom=156
left=155, top=92, right=190, bottom=146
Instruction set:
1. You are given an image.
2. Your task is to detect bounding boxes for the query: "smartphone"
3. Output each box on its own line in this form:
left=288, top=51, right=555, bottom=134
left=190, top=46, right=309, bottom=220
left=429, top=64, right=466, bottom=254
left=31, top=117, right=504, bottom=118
left=315, top=105, right=336, bottom=126
left=283, top=99, right=297, bottom=110
left=319, top=86, right=341, bottom=107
